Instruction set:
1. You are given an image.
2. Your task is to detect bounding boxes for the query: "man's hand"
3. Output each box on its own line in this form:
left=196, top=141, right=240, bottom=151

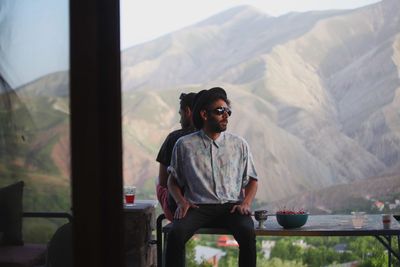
left=230, top=201, right=252, bottom=215
left=174, top=199, right=199, bottom=219
left=231, top=179, right=258, bottom=216
left=168, top=174, right=198, bottom=219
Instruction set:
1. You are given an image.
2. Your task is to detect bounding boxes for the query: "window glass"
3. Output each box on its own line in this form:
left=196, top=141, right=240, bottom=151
left=120, top=0, right=400, bottom=216
left=0, top=0, right=70, bottom=242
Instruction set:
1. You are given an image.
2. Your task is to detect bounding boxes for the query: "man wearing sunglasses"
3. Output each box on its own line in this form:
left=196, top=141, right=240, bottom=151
left=166, top=87, right=258, bottom=267
left=156, top=92, right=197, bottom=221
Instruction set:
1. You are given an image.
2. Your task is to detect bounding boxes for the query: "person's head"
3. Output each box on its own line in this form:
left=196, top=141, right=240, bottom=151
left=192, top=87, right=231, bottom=133
left=179, top=92, right=197, bottom=129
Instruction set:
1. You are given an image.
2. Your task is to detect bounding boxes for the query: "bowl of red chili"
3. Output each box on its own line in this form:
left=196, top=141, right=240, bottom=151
left=276, top=210, right=309, bottom=229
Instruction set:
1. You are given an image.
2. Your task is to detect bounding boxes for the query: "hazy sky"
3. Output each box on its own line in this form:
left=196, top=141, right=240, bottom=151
left=0, top=0, right=381, bottom=87
left=120, top=0, right=381, bottom=49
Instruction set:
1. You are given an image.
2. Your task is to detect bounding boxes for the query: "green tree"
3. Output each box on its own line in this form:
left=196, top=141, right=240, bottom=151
left=270, top=239, right=303, bottom=261
left=186, top=239, right=198, bottom=267
left=348, top=237, right=389, bottom=267
left=186, top=239, right=214, bottom=267
left=303, top=246, right=340, bottom=267
left=258, top=257, right=306, bottom=267
left=218, top=247, right=238, bottom=267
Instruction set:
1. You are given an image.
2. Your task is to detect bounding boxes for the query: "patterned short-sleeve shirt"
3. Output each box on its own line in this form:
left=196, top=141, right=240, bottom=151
left=168, top=130, right=258, bottom=204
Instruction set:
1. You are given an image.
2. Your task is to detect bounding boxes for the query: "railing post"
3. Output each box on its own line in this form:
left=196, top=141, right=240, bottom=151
left=157, top=214, right=166, bottom=267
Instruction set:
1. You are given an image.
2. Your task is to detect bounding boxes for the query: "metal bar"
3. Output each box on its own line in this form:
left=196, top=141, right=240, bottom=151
left=397, top=235, right=400, bottom=262
left=375, top=235, right=400, bottom=262
left=23, top=212, right=73, bottom=222
left=183, top=246, right=186, bottom=267
left=157, top=214, right=166, bottom=267
left=163, top=231, right=169, bottom=267
left=162, top=224, right=186, bottom=266
left=388, top=236, right=392, bottom=267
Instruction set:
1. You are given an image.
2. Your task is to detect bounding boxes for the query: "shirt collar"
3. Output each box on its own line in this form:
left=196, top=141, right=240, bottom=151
left=199, top=130, right=225, bottom=148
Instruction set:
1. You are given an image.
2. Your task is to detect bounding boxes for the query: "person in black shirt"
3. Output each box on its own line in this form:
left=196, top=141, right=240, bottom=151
left=156, top=92, right=197, bottom=221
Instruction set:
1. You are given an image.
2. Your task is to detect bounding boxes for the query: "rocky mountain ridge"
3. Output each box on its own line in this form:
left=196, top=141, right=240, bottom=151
left=13, top=0, right=400, bottom=203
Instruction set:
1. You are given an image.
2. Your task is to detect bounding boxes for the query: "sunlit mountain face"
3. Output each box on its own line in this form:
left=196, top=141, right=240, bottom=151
left=8, top=0, right=400, bottom=211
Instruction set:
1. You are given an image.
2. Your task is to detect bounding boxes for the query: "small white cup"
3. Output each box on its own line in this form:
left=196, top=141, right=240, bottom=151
left=382, top=214, right=391, bottom=229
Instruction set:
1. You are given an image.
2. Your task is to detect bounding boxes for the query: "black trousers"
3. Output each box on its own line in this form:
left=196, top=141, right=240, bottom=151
left=165, top=203, right=256, bottom=267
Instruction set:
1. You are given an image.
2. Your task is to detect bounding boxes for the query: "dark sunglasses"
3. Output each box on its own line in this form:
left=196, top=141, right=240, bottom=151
left=208, top=107, right=232, bottom=116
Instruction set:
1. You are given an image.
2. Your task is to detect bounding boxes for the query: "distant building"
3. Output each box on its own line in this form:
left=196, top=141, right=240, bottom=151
left=195, top=245, right=226, bottom=267
left=324, top=261, right=359, bottom=267
left=374, top=201, right=384, bottom=211
left=261, top=240, right=276, bottom=259
left=333, top=243, right=348, bottom=253
left=217, top=235, right=239, bottom=247
left=293, top=239, right=310, bottom=249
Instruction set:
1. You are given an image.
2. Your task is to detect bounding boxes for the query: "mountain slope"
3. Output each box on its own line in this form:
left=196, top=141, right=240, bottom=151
left=264, top=173, right=400, bottom=213
left=119, top=0, right=400, bottom=201
left=11, top=0, right=400, bottom=203
left=121, top=6, right=347, bottom=92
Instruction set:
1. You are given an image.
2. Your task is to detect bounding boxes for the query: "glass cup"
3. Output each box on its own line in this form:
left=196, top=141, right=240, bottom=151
left=351, top=212, right=366, bottom=229
left=124, top=186, right=136, bottom=206
left=382, top=214, right=391, bottom=229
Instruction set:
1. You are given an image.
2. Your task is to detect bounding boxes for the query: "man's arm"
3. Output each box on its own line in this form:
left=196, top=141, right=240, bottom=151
left=231, top=178, right=258, bottom=215
left=158, top=164, right=169, bottom=187
left=167, top=173, right=198, bottom=219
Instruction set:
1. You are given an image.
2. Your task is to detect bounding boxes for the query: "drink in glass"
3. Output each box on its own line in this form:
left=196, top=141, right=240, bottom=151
left=382, top=214, right=391, bottom=229
left=124, top=186, right=136, bottom=206
left=351, top=212, right=365, bottom=229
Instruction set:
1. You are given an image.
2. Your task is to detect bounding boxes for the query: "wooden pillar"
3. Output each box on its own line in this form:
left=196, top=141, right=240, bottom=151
left=69, top=1, right=124, bottom=266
